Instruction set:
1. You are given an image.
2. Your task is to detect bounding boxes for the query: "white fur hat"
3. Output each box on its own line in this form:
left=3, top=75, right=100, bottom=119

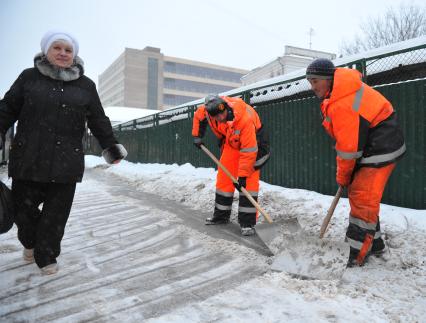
left=40, top=30, right=79, bottom=58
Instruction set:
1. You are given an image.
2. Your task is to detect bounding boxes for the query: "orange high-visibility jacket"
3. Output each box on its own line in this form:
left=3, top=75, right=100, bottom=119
left=192, top=97, right=262, bottom=177
left=321, top=68, right=405, bottom=184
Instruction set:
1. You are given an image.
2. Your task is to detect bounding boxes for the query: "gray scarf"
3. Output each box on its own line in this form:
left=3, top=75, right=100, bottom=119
left=34, top=53, right=84, bottom=81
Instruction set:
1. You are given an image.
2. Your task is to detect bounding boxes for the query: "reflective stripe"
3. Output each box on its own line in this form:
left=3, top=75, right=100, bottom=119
left=352, top=84, right=364, bottom=112
left=347, top=237, right=372, bottom=252
left=238, top=206, right=257, bottom=213
left=336, top=149, right=363, bottom=160
left=374, top=230, right=382, bottom=239
left=359, top=143, right=406, bottom=164
left=193, top=137, right=202, bottom=144
left=349, top=215, right=377, bottom=230
left=215, top=203, right=232, bottom=211
left=254, top=153, right=270, bottom=167
left=240, top=146, right=258, bottom=153
left=234, top=130, right=241, bottom=135
left=216, top=190, right=234, bottom=197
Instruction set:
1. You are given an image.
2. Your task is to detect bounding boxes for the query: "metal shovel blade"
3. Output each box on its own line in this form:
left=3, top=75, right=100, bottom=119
left=256, top=218, right=349, bottom=280
left=271, top=233, right=349, bottom=280
left=255, top=218, right=302, bottom=254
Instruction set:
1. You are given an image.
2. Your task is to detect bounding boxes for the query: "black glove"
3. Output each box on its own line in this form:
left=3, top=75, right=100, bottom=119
left=193, top=137, right=203, bottom=149
left=233, top=177, right=247, bottom=192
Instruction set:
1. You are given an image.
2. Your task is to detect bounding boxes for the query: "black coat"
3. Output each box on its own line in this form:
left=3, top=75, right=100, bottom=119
left=0, top=58, right=117, bottom=183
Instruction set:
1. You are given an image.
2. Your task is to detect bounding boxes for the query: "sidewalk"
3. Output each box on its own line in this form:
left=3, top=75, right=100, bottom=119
left=0, top=168, right=268, bottom=322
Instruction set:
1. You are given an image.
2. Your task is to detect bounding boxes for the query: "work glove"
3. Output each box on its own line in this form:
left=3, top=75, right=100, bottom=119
left=233, top=177, right=247, bottom=192
left=193, top=137, right=203, bottom=149
left=336, top=160, right=354, bottom=187
left=336, top=174, right=351, bottom=187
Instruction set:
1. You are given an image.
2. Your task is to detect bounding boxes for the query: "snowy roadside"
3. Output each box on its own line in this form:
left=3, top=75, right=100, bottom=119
left=86, top=156, right=426, bottom=322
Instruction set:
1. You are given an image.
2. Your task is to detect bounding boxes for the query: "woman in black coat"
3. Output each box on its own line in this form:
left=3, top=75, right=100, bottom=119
left=0, top=30, right=127, bottom=274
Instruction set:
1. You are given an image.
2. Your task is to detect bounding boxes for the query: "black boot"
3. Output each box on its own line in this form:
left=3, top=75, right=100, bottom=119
left=205, top=216, right=230, bottom=225
left=371, top=237, right=386, bottom=256
left=346, top=247, right=368, bottom=268
left=240, top=225, right=255, bottom=236
left=347, top=248, right=358, bottom=268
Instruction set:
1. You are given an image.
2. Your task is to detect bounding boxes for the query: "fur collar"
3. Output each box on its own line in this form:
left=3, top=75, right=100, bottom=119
left=34, top=53, right=84, bottom=81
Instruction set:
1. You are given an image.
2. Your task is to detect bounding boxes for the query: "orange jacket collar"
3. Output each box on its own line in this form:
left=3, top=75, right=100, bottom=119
left=329, top=68, right=363, bottom=104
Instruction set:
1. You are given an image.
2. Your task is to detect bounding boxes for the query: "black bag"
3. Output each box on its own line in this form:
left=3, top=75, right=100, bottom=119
left=254, top=125, right=271, bottom=170
left=0, top=180, right=14, bottom=234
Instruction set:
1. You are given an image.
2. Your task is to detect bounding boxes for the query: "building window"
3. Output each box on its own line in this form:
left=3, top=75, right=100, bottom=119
left=147, top=58, right=158, bottom=110
left=164, top=61, right=244, bottom=83
left=164, top=78, right=234, bottom=94
left=163, top=94, right=199, bottom=106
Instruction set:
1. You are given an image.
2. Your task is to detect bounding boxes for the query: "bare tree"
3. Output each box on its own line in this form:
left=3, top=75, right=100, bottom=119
left=340, top=3, right=426, bottom=55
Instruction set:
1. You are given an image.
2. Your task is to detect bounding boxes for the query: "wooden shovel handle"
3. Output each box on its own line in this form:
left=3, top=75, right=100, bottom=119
left=319, top=186, right=344, bottom=238
left=200, top=144, right=273, bottom=224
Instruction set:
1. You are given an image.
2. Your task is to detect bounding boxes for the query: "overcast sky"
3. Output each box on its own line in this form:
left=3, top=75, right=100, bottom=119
left=0, top=0, right=424, bottom=96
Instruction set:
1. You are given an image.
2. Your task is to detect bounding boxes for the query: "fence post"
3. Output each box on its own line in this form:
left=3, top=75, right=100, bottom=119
left=355, top=59, right=367, bottom=81
left=189, top=105, right=195, bottom=118
left=242, top=91, right=251, bottom=104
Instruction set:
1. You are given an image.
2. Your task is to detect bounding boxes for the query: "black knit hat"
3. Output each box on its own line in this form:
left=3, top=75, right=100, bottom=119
left=204, top=95, right=227, bottom=116
left=306, top=58, right=335, bottom=79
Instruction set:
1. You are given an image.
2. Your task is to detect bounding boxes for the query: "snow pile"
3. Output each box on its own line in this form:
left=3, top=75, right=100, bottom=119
left=86, top=156, right=426, bottom=322
left=86, top=157, right=425, bottom=233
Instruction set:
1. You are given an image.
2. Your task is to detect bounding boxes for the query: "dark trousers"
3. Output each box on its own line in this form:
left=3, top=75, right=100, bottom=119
left=12, top=179, right=76, bottom=268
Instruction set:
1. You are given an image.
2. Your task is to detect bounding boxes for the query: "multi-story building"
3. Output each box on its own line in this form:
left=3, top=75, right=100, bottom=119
left=98, top=47, right=248, bottom=110
left=241, top=46, right=336, bottom=85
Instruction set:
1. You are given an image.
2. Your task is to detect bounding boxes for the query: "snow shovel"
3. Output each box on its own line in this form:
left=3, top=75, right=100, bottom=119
left=201, top=145, right=348, bottom=279
left=200, top=144, right=273, bottom=224
left=265, top=186, right=349, bottom=280
left=201, top=145, right=301, bottom=251
left=320, top=186, right=344, bottom=238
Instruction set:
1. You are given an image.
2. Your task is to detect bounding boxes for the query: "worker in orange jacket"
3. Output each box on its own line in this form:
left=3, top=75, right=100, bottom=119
left=192, top=95, right=269, bottom=236
left=306, top=58, right=405, bottom=267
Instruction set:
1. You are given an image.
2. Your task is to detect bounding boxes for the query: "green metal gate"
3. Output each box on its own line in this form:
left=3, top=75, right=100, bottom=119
left=87, top=42, right=426, bottom=209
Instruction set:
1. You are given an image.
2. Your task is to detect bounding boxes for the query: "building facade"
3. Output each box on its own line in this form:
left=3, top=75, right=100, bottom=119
left=241, top=46, right=336, bottom=86
left=98, top=47, right=248, bottom=110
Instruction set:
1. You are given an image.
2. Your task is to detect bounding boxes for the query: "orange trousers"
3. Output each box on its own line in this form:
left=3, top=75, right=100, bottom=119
left=348, top=163, right=395, bottom=224
left=214, top=143, right=260, bottom=227
left=346, top=163, right=395, bottom=263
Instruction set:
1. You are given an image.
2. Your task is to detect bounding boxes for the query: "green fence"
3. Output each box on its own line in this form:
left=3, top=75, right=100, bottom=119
left=87, top=39, right=426, bottom=209
left=253, top=79, right=425, bottom=209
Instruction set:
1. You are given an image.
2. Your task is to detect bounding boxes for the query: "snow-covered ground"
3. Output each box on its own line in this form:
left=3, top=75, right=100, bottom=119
left=1, top=156, right=424, bottom=322
left=82, top=156, right=426, bottom=323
